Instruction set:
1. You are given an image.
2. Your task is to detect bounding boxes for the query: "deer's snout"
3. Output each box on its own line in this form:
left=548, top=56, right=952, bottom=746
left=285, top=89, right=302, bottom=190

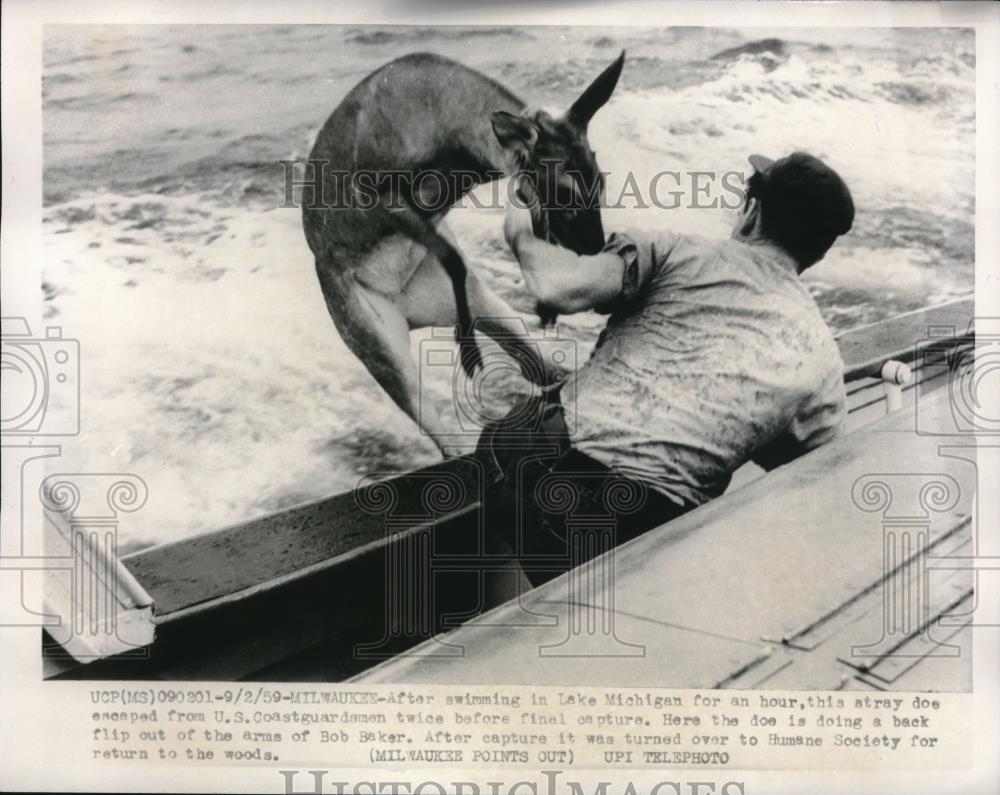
left=551, top=209, right=605, bottom=256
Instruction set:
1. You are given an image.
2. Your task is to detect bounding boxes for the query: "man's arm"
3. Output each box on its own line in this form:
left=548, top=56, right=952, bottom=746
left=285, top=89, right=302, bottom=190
left=504, top=204, right=625, bottom=315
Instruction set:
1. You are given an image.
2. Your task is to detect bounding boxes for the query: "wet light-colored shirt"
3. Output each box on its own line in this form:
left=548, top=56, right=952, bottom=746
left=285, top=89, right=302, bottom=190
left=562, top=229, right=846, bottom=508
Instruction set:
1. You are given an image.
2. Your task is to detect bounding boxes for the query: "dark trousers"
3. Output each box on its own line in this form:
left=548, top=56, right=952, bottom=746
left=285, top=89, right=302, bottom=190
left=476, top=395, right=691, bottom=586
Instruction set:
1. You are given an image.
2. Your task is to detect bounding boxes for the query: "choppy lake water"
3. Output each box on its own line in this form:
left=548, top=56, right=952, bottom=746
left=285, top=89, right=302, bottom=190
left=42, top=25, right=975, bottom=548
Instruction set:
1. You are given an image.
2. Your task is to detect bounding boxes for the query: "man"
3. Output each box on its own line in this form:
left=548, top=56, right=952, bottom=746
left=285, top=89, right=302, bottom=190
left=478, top=151, right=855, bottom=584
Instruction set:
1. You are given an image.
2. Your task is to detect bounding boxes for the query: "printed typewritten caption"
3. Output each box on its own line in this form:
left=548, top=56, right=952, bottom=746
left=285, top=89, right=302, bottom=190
left=85, top=685, right=968, bottom=769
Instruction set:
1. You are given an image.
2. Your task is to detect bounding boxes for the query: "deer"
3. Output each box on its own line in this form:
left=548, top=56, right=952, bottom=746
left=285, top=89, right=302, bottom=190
left=302, top=51, right=625, bottom=455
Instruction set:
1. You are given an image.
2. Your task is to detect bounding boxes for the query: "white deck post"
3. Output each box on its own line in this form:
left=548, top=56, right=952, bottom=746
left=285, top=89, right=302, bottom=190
left=881, top=359, right=912, bottom=414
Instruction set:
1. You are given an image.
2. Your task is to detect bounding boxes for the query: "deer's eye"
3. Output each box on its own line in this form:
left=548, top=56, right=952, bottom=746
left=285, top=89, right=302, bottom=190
left=554, top=179, right=586, bottom=211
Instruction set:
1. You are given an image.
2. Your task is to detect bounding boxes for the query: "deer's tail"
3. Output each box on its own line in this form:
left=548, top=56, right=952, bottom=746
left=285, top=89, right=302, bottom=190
left=384, top=205, right=482, bottom=377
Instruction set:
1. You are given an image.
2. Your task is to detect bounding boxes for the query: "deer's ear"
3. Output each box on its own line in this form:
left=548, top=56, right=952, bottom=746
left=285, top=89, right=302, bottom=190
left=490, top=111, right=538, bottom=159
left=567, top=49, right=625, bottom=129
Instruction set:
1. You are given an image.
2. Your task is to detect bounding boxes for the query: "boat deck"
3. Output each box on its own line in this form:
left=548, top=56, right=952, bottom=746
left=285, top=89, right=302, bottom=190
left=355, top=387, right=975, bottom=689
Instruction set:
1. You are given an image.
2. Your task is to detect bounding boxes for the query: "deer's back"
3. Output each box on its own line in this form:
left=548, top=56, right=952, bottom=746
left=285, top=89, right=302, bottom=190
left=303, top=53, right=521, bottom=259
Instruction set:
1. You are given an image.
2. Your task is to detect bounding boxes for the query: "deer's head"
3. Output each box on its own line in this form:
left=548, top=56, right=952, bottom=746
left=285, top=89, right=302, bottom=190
left=492, top=51, right=625, bottom=256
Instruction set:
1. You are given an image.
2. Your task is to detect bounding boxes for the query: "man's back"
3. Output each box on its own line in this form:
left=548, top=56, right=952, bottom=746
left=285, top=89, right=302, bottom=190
left=563, top=229, right=846, bottom=507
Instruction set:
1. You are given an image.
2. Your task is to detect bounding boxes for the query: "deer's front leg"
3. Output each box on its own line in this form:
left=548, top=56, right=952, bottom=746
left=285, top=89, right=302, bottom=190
left=464, top=275, right=570, bottom=389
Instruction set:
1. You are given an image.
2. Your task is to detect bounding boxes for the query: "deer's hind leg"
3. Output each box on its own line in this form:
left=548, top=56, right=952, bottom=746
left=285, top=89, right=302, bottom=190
left=384, top=205, right=483, bottom=377
left=316, top=256, right=461, bottom=456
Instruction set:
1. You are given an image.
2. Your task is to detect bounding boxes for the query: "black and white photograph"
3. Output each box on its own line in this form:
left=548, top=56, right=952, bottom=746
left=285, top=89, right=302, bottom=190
left=2, top=2, right=999, bottom=792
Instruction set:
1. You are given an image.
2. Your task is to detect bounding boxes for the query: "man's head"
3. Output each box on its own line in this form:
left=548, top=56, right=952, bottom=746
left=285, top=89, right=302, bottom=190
left=733, top=151, right=854, bottom=271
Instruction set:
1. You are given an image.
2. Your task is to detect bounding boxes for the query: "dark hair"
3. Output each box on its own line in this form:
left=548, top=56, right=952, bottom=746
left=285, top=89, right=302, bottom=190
left=746, top=171, right=841, bottom=269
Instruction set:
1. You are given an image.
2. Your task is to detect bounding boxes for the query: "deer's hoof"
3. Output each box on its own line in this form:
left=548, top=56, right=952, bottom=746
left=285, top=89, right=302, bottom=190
left=537, top=301, right=558, bottom=329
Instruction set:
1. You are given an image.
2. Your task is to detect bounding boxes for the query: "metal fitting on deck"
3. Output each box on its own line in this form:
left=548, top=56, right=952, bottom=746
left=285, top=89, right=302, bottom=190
left=881, top=360, right=912, bottom=413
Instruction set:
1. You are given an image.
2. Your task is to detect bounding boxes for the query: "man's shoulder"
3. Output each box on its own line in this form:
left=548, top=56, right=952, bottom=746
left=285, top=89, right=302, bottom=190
left=610, top=226, right=683, bottom=256
left=634, top=230, right=778, bottom=271
left=614, top=227, right=718, bottom=253
left=608, top=227, right=723, bottom=281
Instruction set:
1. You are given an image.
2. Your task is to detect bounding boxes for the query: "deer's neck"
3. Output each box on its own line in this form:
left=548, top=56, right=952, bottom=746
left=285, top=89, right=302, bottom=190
left=461, top=85, right=527, bottom=180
